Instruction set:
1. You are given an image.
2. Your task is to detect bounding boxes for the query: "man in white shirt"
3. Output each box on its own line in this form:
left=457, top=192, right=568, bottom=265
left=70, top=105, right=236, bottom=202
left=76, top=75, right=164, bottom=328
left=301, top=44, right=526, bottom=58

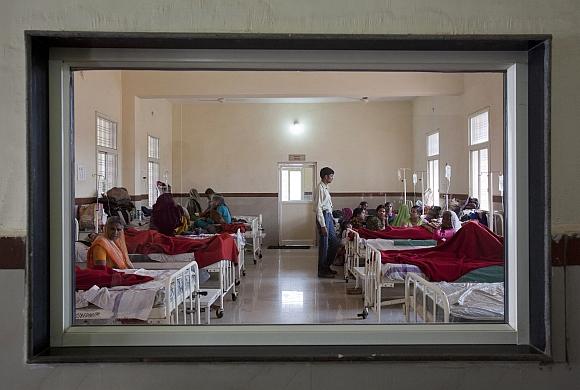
left=314, top=167, right=340, bottom=278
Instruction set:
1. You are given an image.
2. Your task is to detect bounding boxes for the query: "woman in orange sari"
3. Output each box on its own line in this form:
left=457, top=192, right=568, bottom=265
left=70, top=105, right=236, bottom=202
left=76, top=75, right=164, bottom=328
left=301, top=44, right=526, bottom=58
left=87, top=216, right=133, bottom=269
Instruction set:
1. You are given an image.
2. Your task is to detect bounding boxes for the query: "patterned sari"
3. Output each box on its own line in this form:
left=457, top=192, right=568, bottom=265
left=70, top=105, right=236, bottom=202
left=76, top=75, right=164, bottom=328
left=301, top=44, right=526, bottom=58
left=87, top=232, right=133, bottom=269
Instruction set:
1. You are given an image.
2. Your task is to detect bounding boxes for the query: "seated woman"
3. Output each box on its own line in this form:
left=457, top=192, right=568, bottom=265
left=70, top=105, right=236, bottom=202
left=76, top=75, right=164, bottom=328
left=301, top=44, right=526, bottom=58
left=87, top=216, right=133, bottom=269
left=392, top=204, right=412, bottom=227
left=151, top=193, right=184, bottom=236
left=366, top=204, right=388, bottom=231
left=421, top=206, right=441, bottom=232
left=194, top=194, right=232, bottom=231
left=409, top=205, right=423, bottom=227
left=422, top=205, right=442, bottom=225
left=349, top=207, right=366, bottom=229
left=385, top=202, right=396, bottom=225
left=425, top=210, right=461, bottom=241
left=186, top=188, right=203, bottom=217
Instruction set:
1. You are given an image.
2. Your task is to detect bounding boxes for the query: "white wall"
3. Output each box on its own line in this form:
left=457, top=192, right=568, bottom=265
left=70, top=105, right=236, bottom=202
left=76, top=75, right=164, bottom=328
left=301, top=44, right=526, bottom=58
left=412, top=73, right=504, bottom=198
left=1, top=0, right=579, bottom=388
left=133, top=98, right=173, bottom=196
left=73, top=70, right=123, bottom=198
left=172, top=101, right=413, bottom=194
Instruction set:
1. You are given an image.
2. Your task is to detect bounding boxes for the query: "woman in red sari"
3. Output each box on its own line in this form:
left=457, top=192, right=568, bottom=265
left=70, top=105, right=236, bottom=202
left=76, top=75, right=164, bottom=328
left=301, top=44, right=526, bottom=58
left=87, top=216, right=133, bottom=269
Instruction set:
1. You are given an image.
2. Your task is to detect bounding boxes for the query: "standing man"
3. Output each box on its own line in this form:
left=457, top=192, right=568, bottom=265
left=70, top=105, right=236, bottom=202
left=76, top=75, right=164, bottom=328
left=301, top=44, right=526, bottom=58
left=314, top=167, right=340, bottom=278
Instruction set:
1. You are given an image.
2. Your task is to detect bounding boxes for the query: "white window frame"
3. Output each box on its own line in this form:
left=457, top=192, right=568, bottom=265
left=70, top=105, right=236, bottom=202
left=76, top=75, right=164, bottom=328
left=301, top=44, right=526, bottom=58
left=95, top=113, right=118, bottom=195
left=426, top=131, right=440, bottom=207
left=48, top=49, right=529, bottom=348
left=469, top=108, right=491, bottom=211
left=147, top=135, right=160, bottom=207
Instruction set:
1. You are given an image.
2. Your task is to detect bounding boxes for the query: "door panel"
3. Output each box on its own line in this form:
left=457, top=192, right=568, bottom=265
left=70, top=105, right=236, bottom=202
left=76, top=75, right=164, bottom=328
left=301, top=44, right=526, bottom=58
left=278, top=163, right=316, bottom=246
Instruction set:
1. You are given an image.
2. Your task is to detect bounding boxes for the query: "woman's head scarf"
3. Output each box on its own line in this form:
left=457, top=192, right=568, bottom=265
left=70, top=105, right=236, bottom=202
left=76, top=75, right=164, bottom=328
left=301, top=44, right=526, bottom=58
left=152, top=193, right=183, bottom=236
left=187, top=188, right=203, bottom=215
left=342, top=208, right=353, bottom=222
left=392, top=204, right=411, bottom=227
left=449, top=210, right=462, bottom=232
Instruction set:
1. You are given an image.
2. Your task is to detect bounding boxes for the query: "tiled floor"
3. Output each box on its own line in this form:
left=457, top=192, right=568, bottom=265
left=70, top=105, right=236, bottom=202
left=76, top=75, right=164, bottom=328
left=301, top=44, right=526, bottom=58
left=212, top=248, right=407, bottom=324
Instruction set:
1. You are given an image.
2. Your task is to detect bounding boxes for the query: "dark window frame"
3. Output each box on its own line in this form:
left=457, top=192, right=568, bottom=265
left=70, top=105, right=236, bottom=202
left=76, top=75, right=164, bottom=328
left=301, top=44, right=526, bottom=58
left=26, top=32, right=551, bottom=363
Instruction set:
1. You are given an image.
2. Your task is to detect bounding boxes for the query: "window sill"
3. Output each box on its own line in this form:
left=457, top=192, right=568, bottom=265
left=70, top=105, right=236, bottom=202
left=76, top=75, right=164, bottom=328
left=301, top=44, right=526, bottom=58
left=29, top=344, right=551, bottom=364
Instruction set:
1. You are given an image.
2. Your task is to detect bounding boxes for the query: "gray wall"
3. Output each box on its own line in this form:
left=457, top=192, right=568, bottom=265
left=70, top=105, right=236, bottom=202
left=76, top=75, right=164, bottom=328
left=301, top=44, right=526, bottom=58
left=2, top=0, right=580, bottom=388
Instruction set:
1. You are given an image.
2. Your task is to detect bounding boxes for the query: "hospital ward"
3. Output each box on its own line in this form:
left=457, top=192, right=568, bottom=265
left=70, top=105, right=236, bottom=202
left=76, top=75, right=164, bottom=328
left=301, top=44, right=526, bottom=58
left=72, top=70, right=506, bottom=326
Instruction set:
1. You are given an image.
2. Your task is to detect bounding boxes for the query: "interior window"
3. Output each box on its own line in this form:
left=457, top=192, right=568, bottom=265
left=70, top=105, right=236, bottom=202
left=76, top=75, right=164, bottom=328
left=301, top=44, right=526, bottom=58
left=469, top=110, right=491, bottom=211
left=427, top=132, right=440, bottom=206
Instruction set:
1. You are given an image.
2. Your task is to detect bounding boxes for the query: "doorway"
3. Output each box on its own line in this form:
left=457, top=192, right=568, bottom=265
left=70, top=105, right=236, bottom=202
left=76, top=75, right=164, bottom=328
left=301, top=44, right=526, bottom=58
left=277, top=162, right=317, bottom=246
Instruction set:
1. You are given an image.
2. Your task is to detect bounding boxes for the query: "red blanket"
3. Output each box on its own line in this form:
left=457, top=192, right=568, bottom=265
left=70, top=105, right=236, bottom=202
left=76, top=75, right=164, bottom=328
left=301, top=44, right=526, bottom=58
left=356, top=226, right=435, bottom=240
left=124, top=228, right=238, bottom=268
left=379, top=222, right=504, bottom=282
left=75, top=266, right=154, bottom=291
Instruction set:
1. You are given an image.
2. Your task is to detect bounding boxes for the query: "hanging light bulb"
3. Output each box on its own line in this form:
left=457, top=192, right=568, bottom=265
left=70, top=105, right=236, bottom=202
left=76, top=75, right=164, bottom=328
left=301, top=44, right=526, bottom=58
left=412, top=173, right=418, bottom=185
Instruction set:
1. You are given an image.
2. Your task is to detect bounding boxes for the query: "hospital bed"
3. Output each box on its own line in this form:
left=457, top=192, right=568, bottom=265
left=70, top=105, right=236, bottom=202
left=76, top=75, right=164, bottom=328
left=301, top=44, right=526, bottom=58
left=233, top=214, right=265, bottom=264
left=75, top=260, right=202, bottom=325
left=130, top=230, right=244, bottom=319
left=358, top=241, right=434, bottom=321
left=404, top=273, right=504, bottom=323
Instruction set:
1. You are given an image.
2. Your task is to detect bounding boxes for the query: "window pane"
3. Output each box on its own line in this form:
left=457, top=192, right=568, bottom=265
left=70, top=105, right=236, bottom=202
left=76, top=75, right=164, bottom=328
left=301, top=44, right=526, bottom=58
left=105, top=153, right=116, bottom=191
left=471, top=150, right=479, bottom=200
left=433, top=159, right=439, bottom=206
left=289, top=170, right=302, bottom=201
left=148, top=161, right=160, bottom=207
left=427, top=159, right=439, bottom=207
left=281, top=169, right=289, bottom=202
left=470, top=111, right=489, bottom=145
left=427, top=132, right=439, bottom=156
left=96, top=115, right=117, bottom=149
left=148, top=135, right=160, bottom=159
left=97, top=151, right=106, bottom=195
left=479, top=148, right=489, bottom=210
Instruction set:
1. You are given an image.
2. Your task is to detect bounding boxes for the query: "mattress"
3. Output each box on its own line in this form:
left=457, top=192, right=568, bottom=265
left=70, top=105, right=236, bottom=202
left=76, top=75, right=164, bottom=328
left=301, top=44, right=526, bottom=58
left=75, top=268, right=195, bottom=322
left=366, top=239, right=433, bottom=281
left=437, top=282, right=504, bottom=321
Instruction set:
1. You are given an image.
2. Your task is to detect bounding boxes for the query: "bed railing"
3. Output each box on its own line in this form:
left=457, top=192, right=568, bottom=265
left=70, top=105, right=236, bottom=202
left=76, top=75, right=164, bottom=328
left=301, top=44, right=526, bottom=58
left=233, top=214, right=264, bottom=262
left=363, top=245, right=382, bottom=318
left=164, top=260, right=201, bottom=325
left=344, top=228, right=360, bottom=282
left=404, top=273, right=450, bottom=323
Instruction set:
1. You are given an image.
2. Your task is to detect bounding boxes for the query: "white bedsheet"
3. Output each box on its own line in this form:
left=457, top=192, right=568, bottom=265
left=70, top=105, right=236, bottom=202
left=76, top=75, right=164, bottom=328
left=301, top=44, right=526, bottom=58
left=366, top=239, right=433, bottom=280
left=437, top=282, right=504, bottom=320
left=76, top=269, right=172, bottom=321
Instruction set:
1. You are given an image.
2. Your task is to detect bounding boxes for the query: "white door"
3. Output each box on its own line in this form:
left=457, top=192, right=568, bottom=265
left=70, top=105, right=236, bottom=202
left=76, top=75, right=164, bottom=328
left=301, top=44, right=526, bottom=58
left=278, top=162, right=317, bottom=246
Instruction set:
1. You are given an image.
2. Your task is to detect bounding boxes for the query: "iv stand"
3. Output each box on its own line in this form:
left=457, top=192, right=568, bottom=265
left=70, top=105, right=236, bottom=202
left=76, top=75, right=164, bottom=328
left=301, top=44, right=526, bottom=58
left=398, top=168, right=412, bottom=205
left=414, top=170, right=427, bottom=215
left=93, top=173, right=104, bottom=234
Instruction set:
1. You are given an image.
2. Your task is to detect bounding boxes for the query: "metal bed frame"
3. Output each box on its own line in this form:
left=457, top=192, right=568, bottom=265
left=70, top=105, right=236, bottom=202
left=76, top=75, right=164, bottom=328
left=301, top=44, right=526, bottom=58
left=404, top=273, right=450, bottom=323
left=359, top=245, right=408, bottom=321
left=344, top=228, right=367, bottom=292
left=75, top=260, right=202, bottom=325
left=233, top=214, right=264, bottom=264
